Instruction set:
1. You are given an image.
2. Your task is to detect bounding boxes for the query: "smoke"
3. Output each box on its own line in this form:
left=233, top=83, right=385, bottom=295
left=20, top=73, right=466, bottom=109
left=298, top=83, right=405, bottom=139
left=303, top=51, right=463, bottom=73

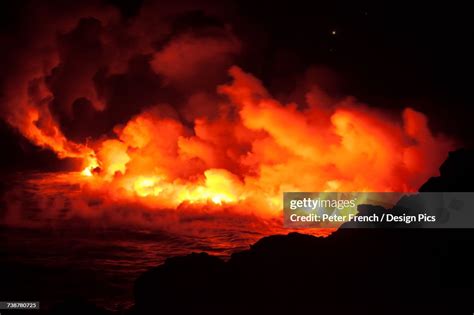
left=74, top=66, right=451, bottom=219
left=0, top=0, right=238, bottom=151
left=0, top=0, right=455, bottom=226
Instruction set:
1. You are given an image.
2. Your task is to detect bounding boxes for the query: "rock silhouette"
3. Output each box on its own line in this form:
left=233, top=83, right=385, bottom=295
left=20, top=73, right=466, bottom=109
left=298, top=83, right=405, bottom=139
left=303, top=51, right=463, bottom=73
left=127, top=229, right=474, bottom=315
left=419, top=148, right=474, bottom=192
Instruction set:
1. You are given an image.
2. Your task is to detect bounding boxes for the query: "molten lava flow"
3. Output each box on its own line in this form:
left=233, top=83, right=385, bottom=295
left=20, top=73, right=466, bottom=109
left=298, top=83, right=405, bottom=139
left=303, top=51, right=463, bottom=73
left=70, top=67, right=453, bottom=217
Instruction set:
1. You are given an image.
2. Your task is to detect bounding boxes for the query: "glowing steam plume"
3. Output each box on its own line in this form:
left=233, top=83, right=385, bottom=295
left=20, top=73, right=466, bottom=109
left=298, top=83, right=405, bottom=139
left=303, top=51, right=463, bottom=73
left=71, top=66, right=453, bottom=217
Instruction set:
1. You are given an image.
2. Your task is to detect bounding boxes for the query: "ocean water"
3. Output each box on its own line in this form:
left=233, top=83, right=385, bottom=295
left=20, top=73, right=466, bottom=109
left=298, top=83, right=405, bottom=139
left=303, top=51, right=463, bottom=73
left=0, top=172, right=330, bottom=311
left=1, top=225, right=267, bottom=311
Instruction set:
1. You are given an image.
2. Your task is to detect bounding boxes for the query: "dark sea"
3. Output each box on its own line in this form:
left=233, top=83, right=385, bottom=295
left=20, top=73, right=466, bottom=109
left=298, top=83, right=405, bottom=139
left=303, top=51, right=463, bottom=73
left=0, top=172, right=330, bottom=312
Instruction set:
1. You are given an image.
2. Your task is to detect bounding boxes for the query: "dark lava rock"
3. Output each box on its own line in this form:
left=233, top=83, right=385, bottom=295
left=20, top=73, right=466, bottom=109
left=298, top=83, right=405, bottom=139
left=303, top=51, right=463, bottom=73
left=132, top=252, right=226, bottom=314
left=128, top=149, right=474, bottom=315
left=420, top=148, right=474, bottom=192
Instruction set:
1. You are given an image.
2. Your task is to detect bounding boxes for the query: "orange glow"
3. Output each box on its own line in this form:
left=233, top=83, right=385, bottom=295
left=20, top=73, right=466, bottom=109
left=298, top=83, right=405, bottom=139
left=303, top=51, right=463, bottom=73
left=9, top=66, right=455, bottom=219
left=81, top=167, right=93, bottom=177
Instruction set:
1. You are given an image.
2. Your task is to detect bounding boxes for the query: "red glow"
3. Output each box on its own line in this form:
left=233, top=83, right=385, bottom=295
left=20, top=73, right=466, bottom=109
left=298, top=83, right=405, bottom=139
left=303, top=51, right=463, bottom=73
left=0, top=3, right=454, bottom=223
left=63, top=66, right=453, bottom=218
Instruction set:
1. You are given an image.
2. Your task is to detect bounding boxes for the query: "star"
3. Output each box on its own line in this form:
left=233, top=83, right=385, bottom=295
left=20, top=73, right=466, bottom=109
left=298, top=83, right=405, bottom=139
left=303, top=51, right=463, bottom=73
left=331, top=30, right=337, bottom=35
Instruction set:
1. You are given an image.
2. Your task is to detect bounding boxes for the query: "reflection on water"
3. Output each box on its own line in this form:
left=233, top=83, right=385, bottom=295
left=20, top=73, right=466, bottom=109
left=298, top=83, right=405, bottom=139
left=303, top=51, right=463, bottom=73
left=0, top=172, right=330, bottom=311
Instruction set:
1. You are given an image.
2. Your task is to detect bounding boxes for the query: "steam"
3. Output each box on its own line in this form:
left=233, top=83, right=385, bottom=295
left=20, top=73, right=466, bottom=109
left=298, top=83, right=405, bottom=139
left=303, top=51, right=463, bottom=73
left=78, top=66, right=452, bottom=218
left=0, top=0, right=454, bottom=226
